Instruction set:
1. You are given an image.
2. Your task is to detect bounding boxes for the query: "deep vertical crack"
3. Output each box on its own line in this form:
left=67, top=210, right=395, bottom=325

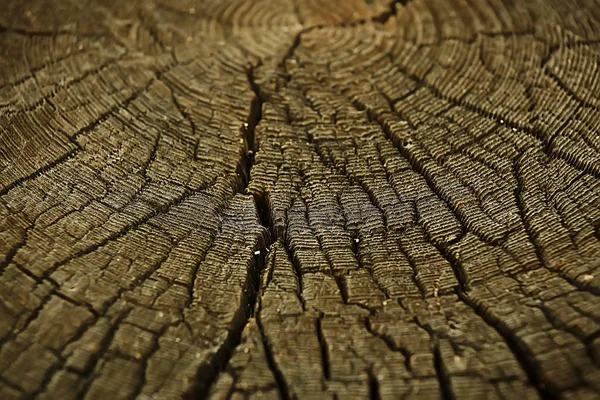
left=244, top=64, right=270, bottom=229
left=432, top=341, right=456, bottom=400
left=367, top=368, right=381, bottom=400
left=187, top=62, right=273, bottom=399
left=316, top=313, right=332, bottom=384
left=245, top=65, right=263, bottom=159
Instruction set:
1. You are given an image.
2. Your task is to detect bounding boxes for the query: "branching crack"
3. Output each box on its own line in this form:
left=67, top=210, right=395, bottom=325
left=364, top=317, right=413, bottom=373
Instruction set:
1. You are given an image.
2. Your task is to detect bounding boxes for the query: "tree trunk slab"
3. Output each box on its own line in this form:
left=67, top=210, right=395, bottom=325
left=1, top=0, right=599, bottom=399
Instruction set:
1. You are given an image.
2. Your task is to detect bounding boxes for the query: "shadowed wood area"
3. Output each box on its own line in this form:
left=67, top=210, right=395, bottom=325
left=1, top=0, right=600, bottom=398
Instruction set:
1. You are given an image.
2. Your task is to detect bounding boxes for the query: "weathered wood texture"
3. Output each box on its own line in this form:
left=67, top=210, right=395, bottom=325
left=1, top=0, right=599, bottom=398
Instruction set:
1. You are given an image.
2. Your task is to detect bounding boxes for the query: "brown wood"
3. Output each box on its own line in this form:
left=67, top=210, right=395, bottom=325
left=1, top=0, right=599, bottom=398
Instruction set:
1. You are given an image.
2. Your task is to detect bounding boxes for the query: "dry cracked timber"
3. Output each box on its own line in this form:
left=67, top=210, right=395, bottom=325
left=0, top=0, right=600, bottom=399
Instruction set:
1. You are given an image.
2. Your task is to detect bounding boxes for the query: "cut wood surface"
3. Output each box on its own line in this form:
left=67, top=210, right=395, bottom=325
left=1, top=0, right=600, bottom=398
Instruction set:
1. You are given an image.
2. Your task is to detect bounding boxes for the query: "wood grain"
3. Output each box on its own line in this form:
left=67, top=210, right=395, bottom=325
left=1, top=0, right=599, bottom=398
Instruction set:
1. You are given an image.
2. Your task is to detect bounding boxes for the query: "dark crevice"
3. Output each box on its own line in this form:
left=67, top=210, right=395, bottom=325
left=587, top=331, right=600, bottom=366
left=187, top=242, right=268, bottom=399
left=398, top=238, right=429, bottom=298
left=409, top=316, right=456, bottom=400
left=244, top=64, right=272, bottom=233
left=0, top=147, right=79, bottom=198
left=184, top=328, right=246, bottom=398
left=253, top=186, right=272, bottom=235
left=456, top=290, right=560, bottom=400
left=432, top=341, right=456, bottom=400
left=243, top=61, right=274, bottom=311
left=367, top=368, right=381, bottom=400
left=256, top=314, right=292, bottom=400
left=544, top=67, right=600, bottom=113
left=139, top=125, right=163, bottom=184
left=364, top=317, right=412, bottom=373
left=189, top=61, right=276, bottom=399
left=316, top=313, right=332, bottom=383
left=14, top=263, right=44, bottom=284
left=314, top=229, right=350, bottom=305
left=0, top=375, right=24, bottom=393
left=335, top=275, right=350, bottom=305
left=0, top=234, right=29, bottom=278
left=75, top=309, right=133, bottom=397
left=187, top=207, right=271, bottom=397
left=0, top=290, right=53, bottom=351
left=261, top=246, right=276, bottom=295
left=245, top=65, right=264, bottom=153
left=374, top=0, right=409, bottom=24
left=413, top=200, right=469, bottom=293
left=281, top=30, right=303, bottom=76
left=51, top=288, right=99, bottom=318
left=136, top=9, right=167, bottom=52
left=223, top=370, right=239, bottom=400
left=33, top=309, right=131, bottom=398
left=540, top=40, right=600, bottom=68
left=347, top=301, right=378, bottom=315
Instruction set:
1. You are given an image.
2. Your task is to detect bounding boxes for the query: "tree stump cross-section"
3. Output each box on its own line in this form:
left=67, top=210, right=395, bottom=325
left=1, top=0, right=600, bottom=399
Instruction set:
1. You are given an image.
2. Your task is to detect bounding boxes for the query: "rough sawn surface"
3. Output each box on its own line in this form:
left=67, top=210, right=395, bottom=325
left=1, top=0, right=600, bottom=399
